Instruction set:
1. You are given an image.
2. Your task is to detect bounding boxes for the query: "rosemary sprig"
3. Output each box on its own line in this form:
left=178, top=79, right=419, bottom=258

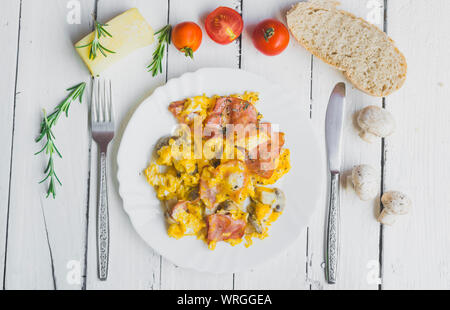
left=76, top=20, right=115, bottom=60
left=148, top=25, right=172, bottom=76
left=36, top=82, right=86, bottom=198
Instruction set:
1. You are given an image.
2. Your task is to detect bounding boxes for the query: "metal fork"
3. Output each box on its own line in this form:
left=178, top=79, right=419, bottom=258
left=91, top=78, right=115, bottom=281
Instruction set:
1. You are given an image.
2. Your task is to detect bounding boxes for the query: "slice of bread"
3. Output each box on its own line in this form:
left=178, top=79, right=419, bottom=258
left=287, top=0, right=407, bottom=97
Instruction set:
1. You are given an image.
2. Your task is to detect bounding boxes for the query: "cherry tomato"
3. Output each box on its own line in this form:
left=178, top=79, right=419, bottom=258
left=205, top=7, right=244, bottom=45
left=252, top=19, right=290, bottom=56
left=172, top=22, right=203, bottom=58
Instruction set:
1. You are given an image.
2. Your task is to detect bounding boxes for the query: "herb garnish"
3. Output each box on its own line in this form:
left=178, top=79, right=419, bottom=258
left=76, top=20, right=115, bottom=60
left=35, top=82, right=86, bottom=198
left=148, top=25, right=172, bottom=76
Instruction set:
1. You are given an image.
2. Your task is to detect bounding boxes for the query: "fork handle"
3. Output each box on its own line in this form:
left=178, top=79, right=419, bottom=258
left=326, top=171, right=340, bottom=284
left=97, top=150, right=110, bottom=281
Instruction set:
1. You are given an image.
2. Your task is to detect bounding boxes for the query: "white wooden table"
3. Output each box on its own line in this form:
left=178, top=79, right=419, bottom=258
left=1, top=0, right=449, bottom=290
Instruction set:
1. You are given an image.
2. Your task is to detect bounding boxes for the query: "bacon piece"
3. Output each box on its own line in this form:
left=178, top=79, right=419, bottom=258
left=246, top=132, right=285, bottom=179
left=204, top=97, right=258, bottom=138
left=168, top=100, right=189, bottom=124
left=206, top=214, right=246, bottom=242
left=199, top=177, right=219, bottom=209
left=167, top=201, right=188, bottom=222
left=229, top=99, right=258, bottom=126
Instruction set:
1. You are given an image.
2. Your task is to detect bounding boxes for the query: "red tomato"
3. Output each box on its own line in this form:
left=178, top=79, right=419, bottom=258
left=205, top=7, right=244, bottom=45
left=252, top=19, right=290, bottom=56
left=172, top=22, right=203, bottom=58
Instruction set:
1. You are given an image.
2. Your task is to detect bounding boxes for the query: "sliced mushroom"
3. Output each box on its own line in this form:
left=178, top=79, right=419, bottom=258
left=210, top=158, right=221, bottom=168
left=256, top=188, right=286, bottom=213
left=187, top=186, right=200, bottom=201
left=351, top=165, right=379, bottom=201
left=356, top=106, right=395, bottom=143
left=378, top=191, right=412, bottom=225
left=217, top=200, right=240, bottom=214
left=154, top=136, right=176, bottom=153
left=190, top=164, right=199, bottom=176
left=247, top=205, right=263, bottom=234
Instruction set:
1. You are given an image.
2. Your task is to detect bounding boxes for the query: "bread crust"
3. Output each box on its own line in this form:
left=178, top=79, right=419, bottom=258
left=287, top=1, right=407, bottom=97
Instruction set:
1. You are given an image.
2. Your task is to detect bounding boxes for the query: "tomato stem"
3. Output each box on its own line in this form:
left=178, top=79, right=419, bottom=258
left=263, top=27, right=275, bottom=42
left=181, top=47, right=194, bottom=59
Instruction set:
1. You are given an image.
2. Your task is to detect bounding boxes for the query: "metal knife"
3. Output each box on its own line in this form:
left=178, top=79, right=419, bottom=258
left=325, top=82, right=346, bottom=284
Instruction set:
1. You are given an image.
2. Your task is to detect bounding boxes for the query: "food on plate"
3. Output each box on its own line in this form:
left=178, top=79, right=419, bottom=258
left=286, top=0, right=407, bottom=97
left=247, top=187, right=284, bottom=235
left=172, top=22, right=203, bottom=58
left=378, top=191, right=411, bottom=225
left=351, top=165, right=379, bottom=201
left=356, top=106, right=396, bottom=143
left=75, top=8, right=154, bottom=76
left=252, top=19, right=290, bottom=56
left=144, top=92, right=291, bottom=249
left=205, top=7, right=244, bottom=45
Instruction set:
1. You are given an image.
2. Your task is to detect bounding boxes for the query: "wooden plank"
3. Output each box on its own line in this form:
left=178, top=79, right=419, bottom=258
left=4, top=0, right=95, bottom=289
left=306, top=0, right=383, bottom=289
left=233, top=0, right=311, bottom=290
left=0, top=0, right=21, bottom=289
left=158, top=0, right=245, bottom=290
left=382, top=0, right=450, bottom=290
left=85, top=0, right=168, bottom=290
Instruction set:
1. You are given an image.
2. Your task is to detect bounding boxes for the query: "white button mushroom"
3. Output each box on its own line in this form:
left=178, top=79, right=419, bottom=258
left=259, top=190, right=277, bottom=206
left=227, top=172, right=245, bottom=190
left=378, top=191, right=412, bottom=225
left=351, top=165, right=379, bottom=201
left=356, top=106, right=396, bottom=143
left=257, top=188, right=286, bottom=212
left=272, top=189, right=286, bottom=213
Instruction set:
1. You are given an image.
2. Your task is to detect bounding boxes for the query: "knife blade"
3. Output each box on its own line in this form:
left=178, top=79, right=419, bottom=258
left=324, top=82, right=346, bottom=284
left=326, top=82, right=346, bottom=173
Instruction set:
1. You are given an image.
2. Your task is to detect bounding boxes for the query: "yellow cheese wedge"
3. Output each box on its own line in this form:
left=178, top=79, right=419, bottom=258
left=75, top=8, right=154, bottom=76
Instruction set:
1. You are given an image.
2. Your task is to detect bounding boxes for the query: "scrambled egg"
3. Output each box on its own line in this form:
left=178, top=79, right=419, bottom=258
left=167, top=201, right=206, bottom=239
left=144, top=92, right=291, bottom=249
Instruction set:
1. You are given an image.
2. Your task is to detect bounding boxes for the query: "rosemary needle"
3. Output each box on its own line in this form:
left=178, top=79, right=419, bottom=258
left=76, top=20, right=115, bottom=60
left=148, top=25, right=172, bottom=77
left=36, top=82, right=86, bottom=199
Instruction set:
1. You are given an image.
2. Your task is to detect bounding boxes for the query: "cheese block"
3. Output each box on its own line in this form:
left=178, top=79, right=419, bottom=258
left=75, top=8, right=154, bottom=76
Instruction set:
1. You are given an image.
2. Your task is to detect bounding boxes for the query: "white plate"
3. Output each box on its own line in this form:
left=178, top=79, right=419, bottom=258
left=117, top=68, right=326, bottom=273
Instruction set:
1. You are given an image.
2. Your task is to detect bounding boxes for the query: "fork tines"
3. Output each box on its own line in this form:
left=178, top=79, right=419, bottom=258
left=91, top=78, right=114, bottom=126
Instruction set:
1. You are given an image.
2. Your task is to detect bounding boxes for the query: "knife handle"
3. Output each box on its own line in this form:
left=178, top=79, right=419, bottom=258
left=326, top=171, right=340, bottom=284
